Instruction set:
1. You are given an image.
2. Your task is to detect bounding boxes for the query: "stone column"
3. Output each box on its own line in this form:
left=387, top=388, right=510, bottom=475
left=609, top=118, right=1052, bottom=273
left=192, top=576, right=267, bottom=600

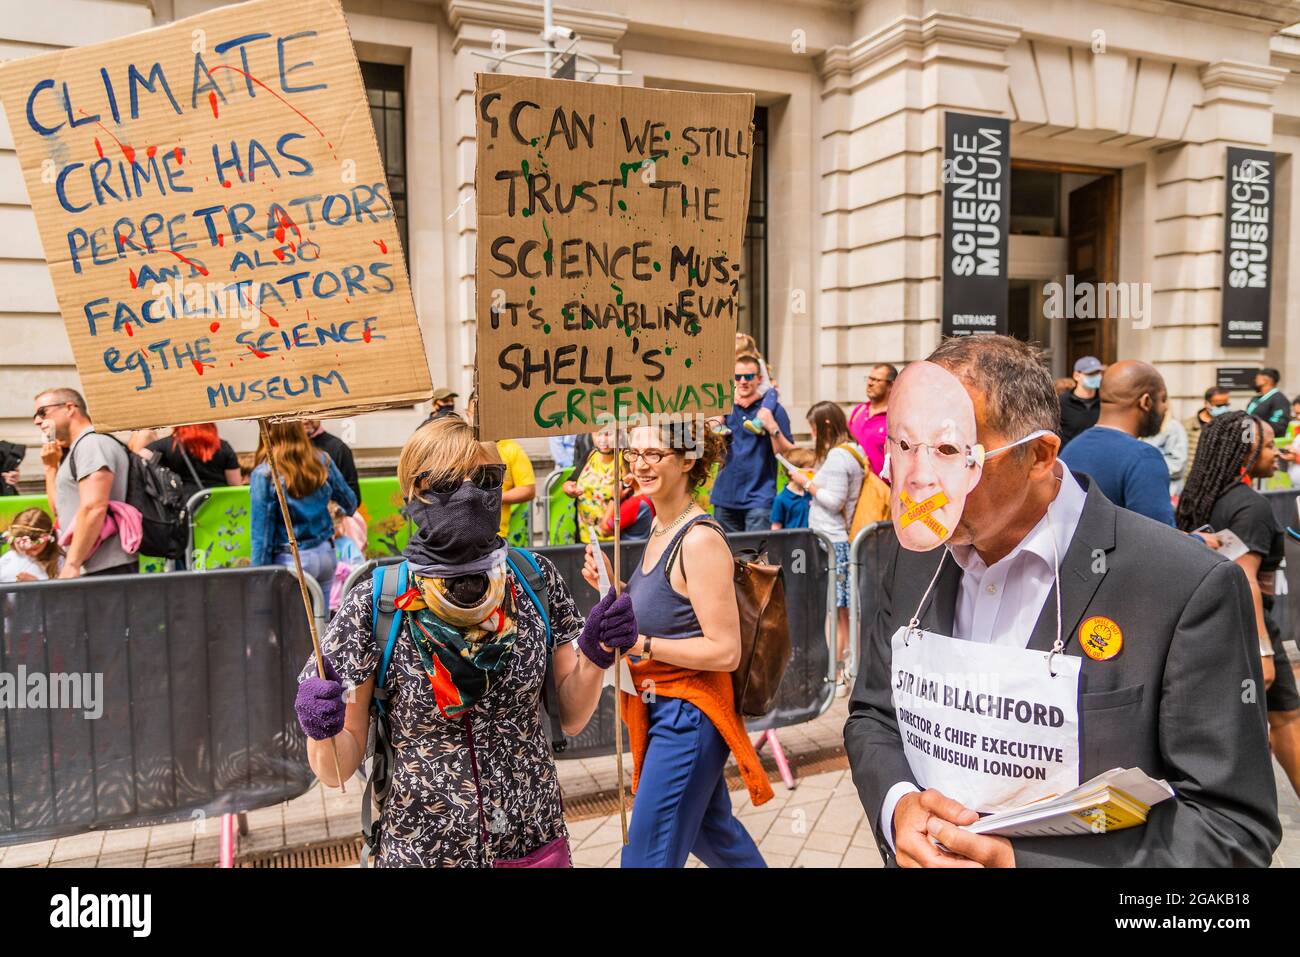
left=817, top=12, right=1018, bottom=401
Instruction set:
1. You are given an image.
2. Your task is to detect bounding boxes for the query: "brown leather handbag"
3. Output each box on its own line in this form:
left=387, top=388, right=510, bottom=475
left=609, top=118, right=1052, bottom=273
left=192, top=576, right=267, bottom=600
left=668, top=520, right=792, bottom=717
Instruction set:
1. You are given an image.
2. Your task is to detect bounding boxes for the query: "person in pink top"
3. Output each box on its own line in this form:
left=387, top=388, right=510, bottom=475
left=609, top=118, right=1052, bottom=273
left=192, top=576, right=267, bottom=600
left=847, top=363, right=896, bottom=477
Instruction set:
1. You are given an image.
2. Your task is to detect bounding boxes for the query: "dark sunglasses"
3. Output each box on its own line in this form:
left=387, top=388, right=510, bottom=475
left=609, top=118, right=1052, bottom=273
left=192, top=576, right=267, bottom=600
left=32, top=403, right=67, bottom=424
left=416, top=463, right=506, bottom=495
left=734, top=373, right=757, bottom=382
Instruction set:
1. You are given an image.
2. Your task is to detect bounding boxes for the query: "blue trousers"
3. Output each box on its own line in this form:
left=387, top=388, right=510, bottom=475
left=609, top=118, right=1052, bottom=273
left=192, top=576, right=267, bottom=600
left=621, top=697, right=767, bottom=868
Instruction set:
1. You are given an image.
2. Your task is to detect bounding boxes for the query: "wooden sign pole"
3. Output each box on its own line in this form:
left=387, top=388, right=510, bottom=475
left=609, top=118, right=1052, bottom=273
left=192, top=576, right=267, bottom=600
left=259, top=419, right=346, bottom=793
left=612, top=418, right=629, bottom=845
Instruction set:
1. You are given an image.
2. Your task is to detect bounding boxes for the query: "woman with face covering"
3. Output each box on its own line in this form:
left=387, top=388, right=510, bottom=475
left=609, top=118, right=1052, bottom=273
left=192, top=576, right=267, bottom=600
left=294, top=416, right=635, bottom=867
left=583, top=419, right=771, bottom=868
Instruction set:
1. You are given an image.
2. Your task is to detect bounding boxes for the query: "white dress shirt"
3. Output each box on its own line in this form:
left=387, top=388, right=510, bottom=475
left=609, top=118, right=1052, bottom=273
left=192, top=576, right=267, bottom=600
left=880, top=462, right=1088, bottom=853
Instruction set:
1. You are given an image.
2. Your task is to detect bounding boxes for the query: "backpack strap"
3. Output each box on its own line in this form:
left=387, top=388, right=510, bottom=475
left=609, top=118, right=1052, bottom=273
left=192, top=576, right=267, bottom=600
left=506, top=547, right=565, bottom=754
left=360, top=560, right=407, bottom=868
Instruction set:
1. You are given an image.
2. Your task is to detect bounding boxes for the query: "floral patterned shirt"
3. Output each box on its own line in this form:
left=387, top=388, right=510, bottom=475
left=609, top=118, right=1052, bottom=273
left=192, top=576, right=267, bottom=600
left=300, top=555, right=583, bottom=867
left=576, top=452, right=617, bottom=543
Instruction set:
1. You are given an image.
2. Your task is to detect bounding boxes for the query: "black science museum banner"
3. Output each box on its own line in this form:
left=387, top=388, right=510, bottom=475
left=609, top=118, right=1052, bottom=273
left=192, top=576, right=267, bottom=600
left=1221, top=147, right=1275, bottom=348
left=942, top=112, right=1010, bottom=338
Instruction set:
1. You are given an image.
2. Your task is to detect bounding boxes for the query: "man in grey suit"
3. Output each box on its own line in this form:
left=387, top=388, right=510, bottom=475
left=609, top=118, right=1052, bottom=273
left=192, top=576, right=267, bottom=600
left=845, top=335, right=1281, bottom=867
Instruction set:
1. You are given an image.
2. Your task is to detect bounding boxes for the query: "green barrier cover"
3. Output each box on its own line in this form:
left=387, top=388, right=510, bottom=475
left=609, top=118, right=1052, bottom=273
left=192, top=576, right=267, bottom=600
left=547, top=468, right=577, bottom=545
left=358, top=476, right=411, bottom=559
left=507, top=501, right=531, bottom=548
left=189, top=485, right=253, bottom=570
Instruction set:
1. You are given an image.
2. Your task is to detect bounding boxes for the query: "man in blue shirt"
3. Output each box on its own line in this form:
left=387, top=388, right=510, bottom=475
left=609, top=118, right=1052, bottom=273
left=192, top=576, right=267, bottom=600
left=711, top=354, right=795, bottom=532
left=1060, top=360, right=1174, bottom=526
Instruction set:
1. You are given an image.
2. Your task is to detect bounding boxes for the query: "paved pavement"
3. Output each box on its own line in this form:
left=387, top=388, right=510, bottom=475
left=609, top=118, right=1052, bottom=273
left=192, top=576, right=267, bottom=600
left=2, top=697, right=1297, bottom=868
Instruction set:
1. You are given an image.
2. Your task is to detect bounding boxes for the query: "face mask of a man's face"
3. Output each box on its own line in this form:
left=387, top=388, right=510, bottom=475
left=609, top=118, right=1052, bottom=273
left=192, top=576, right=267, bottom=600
left=887, top=362, right=984, bottom=551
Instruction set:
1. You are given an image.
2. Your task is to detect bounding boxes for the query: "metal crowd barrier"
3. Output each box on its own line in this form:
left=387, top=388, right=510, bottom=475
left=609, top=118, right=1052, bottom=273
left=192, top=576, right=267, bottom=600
left=0, top=567, right=318, bottom=847
left=847, top=522, right=896, bottom=683
left=338, top=529, right=839, bottom=757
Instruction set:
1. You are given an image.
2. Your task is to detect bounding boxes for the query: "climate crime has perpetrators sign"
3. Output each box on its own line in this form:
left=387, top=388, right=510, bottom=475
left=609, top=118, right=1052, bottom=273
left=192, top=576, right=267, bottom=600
left=474, top=74, right=754, bottom=441
left=0, top=0, right=431, bottom=432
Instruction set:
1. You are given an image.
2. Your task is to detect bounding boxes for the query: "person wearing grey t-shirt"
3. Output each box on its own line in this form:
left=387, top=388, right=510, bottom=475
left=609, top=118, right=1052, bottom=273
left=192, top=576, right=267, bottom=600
left=34, top=388, right=134, bottom=577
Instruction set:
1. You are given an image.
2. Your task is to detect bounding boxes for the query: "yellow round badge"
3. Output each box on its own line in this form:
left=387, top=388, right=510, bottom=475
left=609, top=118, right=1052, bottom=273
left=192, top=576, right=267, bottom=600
left=1078, top=616, right=1123, bottom=661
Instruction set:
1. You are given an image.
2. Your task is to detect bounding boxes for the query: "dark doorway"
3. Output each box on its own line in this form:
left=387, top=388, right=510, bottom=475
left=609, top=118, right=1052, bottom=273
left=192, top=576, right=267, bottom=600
left=1067, top=175, right=1120, bottom=367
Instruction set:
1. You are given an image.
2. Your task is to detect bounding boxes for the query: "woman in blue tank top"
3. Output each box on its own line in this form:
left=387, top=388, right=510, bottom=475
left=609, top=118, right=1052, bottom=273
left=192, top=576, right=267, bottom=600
left=583, top=419, right=768, bottom=868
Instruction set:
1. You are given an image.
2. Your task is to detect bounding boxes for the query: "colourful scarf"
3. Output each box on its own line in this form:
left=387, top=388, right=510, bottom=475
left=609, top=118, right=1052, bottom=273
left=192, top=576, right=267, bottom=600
left=401, top=574, right=519, bottom=719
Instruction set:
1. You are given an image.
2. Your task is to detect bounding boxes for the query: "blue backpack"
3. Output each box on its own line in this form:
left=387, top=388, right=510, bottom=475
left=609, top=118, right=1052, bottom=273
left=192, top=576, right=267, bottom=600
left=360, top=548, right=564, bottom=865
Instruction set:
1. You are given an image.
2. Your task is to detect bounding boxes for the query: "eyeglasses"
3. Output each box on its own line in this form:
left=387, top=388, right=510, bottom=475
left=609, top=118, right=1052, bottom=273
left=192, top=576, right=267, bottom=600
left=32, top=403, right=66, bottom=424
left=888, top=436, right=969, bottom=461
left=416, top=463, right=506, bottom=495
left=623, top=448, right=675, bottom=466
left=734, top=373, right=757, bottom=382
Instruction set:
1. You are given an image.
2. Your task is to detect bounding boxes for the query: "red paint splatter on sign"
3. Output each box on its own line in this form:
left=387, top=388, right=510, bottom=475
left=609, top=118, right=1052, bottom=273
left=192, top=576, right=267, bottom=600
left=208, top=92, right=219, bottom=119
left=216, top=233, right=225, bottom=247
left=192, top=359, right=208, bottom=376
left=146, top=145, right=157, bottom=158
left=124, top=324, right=134, bottom=337
left=209, top=65, right=332, bottom=155
left=210, top=322, right=221, bottom=334
left=128, top=268, right=138, bottom=289
left=247, top=345, right=270, bottom=359
left=79, top=110, right=134, bottom=163
left=373, top=239, right=388, bottom=254
left=94, top=138, right=104, bottom=159
left=173, top=147, right=184, bottom=164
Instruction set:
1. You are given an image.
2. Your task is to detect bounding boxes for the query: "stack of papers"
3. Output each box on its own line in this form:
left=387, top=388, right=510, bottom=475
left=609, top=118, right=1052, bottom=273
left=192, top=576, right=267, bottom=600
left=962, top=768, right=1175, bottom=838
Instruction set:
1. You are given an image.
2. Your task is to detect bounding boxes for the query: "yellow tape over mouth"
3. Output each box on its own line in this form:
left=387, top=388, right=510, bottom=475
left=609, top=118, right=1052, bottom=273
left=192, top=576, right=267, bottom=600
left=899, top=490, right=949, bottom=538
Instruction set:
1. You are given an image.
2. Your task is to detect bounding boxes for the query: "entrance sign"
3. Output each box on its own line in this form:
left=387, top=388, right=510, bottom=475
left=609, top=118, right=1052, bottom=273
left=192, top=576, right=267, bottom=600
left=474, top=74, right=754, bottom=441
left=942, top=112, right=1010, bottom=338
left=0, top=0, right=432, bottom=431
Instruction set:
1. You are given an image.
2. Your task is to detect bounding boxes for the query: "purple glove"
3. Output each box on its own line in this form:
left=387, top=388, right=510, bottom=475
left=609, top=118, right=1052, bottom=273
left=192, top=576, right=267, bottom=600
left=578, top=591, right=638, bottom=669
left=296, top=658, right=346, bottom=740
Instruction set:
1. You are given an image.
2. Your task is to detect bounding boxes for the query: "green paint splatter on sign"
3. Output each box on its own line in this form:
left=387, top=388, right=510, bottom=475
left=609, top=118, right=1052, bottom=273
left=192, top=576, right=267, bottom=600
left=543, top=324, right=551, bottom=334
left=652, top=261, right=661, bottom=272
left=684, top=358, right=693, bottom=368
left=617, top=199, right=627, bottom=212
left=681, top=154, right=689, bottom=166
left=522, top=159, right=530, bottom=176
left=522, top=208, right=531, bottom=218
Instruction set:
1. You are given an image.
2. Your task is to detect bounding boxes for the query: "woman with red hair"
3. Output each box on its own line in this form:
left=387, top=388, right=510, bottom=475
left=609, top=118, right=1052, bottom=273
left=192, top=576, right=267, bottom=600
left=145, top=423, right=243, bottom=503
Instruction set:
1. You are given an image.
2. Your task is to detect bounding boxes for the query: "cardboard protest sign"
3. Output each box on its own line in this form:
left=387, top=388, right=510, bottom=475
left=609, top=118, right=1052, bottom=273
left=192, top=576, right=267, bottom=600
left=0, top=0, right=431, bottom=432
left=474, top=74, right=754, bottom=441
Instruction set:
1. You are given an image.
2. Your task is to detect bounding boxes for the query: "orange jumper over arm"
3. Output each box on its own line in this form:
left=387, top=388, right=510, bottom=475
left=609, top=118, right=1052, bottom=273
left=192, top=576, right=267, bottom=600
left=620, top=658, right=774, bottom=807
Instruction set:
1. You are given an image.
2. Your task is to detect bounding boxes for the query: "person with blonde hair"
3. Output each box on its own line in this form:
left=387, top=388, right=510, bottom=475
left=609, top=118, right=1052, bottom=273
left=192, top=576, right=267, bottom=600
left=294, top=415, right=633, bottom=867
left=249, top=421, right=357, bottom=588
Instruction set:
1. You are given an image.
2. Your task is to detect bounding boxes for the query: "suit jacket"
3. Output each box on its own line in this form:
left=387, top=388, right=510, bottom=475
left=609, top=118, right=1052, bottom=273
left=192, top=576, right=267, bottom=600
left=844, top=475, right=1281, bottom=867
